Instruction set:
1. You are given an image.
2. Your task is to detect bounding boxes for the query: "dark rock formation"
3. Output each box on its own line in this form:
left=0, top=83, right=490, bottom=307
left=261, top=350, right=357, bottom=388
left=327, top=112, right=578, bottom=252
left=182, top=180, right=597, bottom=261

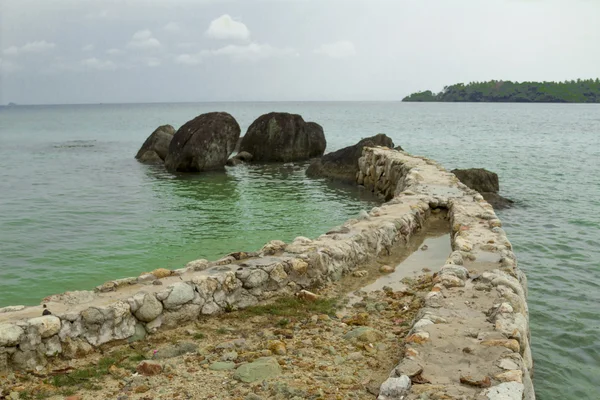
left=164, top=112, right=240, bottom=172
left=306, top=134, right=394, bottom=184
left=452, top=168, right=513, bottom=209
left=135, top=124, right=176, bottom=164
left=226, top=151, right=253, bottom=166
left=239, top=113, right=326, bottom=162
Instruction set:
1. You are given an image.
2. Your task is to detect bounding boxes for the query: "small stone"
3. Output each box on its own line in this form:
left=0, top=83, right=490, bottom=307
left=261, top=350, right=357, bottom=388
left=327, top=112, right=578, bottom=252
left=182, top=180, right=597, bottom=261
left=378, top=375, right=411, bottom=399
left=420, top=245, right=428, bottom=251
left=343, top=326, right=383, bottom=343
left=233, top=357, right=282, bottom=383
left=460, top=375, right=492, bottom=388
left=495, top=370, right=523, bottom=383
left=134, top=385, right=150, bottom=393
left=352, top=270, right=368, bottom=278
left=347, top=352, right=364, bottom=361
left=151, top=268, right=172, bottom=278
left=405, top=332, right=430, bottom=344
left=109, top=364, right=129, bottom=378
left=267, top=340, right=287, bottom=355
left=209, top=361, right=236, bottom=371
left=394, top=359, right=423, bottom=377
left=482, top=382, right=524, bottom=400
left=379, top=265, right=395, bottom=273
left=221, top=351, right=238, bottom=361
left=481, top=339, right=520, bottom=353
left=136, top=360, right=163, bottom=376
left=65, top=396, right=83, bottom=400
left=498, top=358, right=519, bottom=371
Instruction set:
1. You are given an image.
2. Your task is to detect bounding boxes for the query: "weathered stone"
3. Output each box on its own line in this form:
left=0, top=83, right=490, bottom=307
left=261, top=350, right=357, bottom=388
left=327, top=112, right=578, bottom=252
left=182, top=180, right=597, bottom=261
left=233, top=357, right=282, bottom=382
left=267, top=340, right=286, bottom=355
left=242, top=269, right=269, bottom=289
left=495, top=370, right=523, bottom=383
left=153, top=342, right=197, bottom=359
left=162, top=304, right=201, bottom=328
left=393, top=359, right=423, bottom=377
left=186, top=259, right=210, bottom=271
left=136, top=360, right=162, bottom=376
left=134, top=294, right=163, bottom=322
left=28, top=316, right=61, bottom=338
left=135, top=124, right=175, bottom=164
left=460, top=374, right=492, bottom=388
left=42, top=335, right=62, bottom=356
left=162, top=283, right=195, bottom=310
left=481, top=339, right=520, bottom=353
left=165, top=112, right=240, bottom=172
left=81, top=301, right=136, bottom=346
left=378, top=375, right=411, bottom=400
left=481, top=382, right=525, bottom=400
left=0, top=324, right=24, bottom=347
left=343, top=327, right=384, bottom=343
left=379, top=265, right=395, bottom=273
left=240, top=112, right=326, bottom=162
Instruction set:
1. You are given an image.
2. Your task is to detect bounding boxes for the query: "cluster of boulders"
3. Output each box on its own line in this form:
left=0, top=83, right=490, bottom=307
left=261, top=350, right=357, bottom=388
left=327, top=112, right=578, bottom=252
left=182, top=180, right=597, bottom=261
left=135, top=112, right=326, bottom=172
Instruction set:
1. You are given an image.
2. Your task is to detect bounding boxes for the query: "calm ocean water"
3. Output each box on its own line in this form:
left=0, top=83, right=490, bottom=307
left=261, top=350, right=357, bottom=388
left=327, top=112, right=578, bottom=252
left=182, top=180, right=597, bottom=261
left=0, top=102, right=598, bottom=399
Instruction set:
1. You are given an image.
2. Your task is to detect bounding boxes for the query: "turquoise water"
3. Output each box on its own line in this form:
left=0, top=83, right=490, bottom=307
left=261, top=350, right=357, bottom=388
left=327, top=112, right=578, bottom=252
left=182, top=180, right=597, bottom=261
left=0, top=102, right=598, bottom=399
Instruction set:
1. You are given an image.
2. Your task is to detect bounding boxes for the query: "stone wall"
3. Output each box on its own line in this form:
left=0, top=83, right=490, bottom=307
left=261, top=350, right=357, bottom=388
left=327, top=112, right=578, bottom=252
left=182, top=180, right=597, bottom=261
left=357, top=148, right=534, bottom=400
left=0, top=147, right=534, bottom=399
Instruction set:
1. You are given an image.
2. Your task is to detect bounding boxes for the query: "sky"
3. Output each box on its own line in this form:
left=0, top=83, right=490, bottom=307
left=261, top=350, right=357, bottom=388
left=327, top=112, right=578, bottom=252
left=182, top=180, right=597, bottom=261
left=0, top=0, right=599, bottom=104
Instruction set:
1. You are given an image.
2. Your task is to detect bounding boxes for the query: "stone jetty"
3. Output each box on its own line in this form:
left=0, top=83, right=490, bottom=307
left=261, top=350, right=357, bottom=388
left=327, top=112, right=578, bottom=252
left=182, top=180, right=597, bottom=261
left=0, top=147, right=533, bottom=400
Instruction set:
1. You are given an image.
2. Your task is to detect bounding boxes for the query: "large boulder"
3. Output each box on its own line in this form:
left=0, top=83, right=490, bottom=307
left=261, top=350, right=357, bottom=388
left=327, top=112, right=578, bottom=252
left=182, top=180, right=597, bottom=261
left=239, top=112, right=326, bottom=162
left=135, top=124, right=176, bottom=164
left=306, top=134, right=394, bottom=183
left=164, top=112, right=240, bottom=172
left=452, top=168, right=514, bottom=209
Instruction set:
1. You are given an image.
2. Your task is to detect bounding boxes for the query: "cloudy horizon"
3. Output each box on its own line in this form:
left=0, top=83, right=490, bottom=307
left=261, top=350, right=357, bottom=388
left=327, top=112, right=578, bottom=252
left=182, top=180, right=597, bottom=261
left=1, top=0, right=599, bottom=105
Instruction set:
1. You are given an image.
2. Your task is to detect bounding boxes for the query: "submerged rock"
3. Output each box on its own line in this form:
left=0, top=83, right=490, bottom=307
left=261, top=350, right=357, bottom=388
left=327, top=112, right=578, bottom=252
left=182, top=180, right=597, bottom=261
left=135, top=124, right=176, bottom=164
left=239, top=112, right=326, bottom=162
left=164, top=112, right=240, bottom=172
left=306, top=133, right=394, bottom=183
left=452, top=168, right=514, bottom=209
left=226, top=151, right=253, bottom=166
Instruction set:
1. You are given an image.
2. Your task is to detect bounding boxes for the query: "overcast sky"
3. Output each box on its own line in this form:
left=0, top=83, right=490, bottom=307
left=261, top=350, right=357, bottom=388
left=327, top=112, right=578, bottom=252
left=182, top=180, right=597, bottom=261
left=1, top=0, right=599, bottom=104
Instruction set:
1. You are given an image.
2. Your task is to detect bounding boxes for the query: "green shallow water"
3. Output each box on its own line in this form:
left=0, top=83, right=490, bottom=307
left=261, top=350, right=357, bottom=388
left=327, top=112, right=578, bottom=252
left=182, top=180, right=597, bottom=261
left=0, top=102, right=599, bottom=399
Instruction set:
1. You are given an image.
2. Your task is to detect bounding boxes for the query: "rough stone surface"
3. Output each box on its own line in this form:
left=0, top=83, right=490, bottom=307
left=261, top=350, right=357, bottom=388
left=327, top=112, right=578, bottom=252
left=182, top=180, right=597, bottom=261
left=136, top=360, right=162, bottom=376
left=133, top=293, right=163, bottom=322
left=28, top=316, right=61, bottom=338
left=239, top=112, right=326, bottom=162
left=307, top=134, right=394, bottom=184
left=0, top=324, right=24, bottom=346
left=135, top=124, right=175, bottom=164
left=164, top=112, right=240, bottom=172
left=378, top=375, right=411, bottom=400
left=482, top=382, right=525, bottom=400
left=233, top=357, right=282, bottom=382
left=162, top=283, right=195, bottom=310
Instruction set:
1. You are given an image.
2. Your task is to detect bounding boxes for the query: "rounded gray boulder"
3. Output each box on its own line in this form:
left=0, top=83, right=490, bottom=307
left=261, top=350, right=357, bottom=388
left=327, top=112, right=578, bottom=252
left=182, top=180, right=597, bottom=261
left=164, top=112, right=241, bottom=172
left=239, top=112, right=326, bottom=162
left=135, top=124, right=176, bottom=164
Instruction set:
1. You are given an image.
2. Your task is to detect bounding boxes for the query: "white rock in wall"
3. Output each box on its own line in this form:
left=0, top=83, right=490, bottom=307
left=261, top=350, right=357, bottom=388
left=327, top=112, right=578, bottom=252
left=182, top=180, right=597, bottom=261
left=162, top=283, right=195, bottom=310
left=81, top=301, right=136, bottom=346
left=0, top=324, right=24, bottom=347
left=134, top=293, right=164, bottom=322
left=378, top=375, right=411, bottom=400
left=482, top=382, right=524, bottom=400
left=28, top=316, right=61, bottom=338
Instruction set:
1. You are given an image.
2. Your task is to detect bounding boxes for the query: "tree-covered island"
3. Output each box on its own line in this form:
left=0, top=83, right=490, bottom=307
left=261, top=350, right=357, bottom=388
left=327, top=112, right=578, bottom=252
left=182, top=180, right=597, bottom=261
left=402, top=79, right=600, bottom=103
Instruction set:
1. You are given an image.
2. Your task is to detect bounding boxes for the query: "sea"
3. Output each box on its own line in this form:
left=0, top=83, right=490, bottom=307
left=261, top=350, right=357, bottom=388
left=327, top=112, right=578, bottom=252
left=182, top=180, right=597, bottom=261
left=0, top=102, right=598, bottom=399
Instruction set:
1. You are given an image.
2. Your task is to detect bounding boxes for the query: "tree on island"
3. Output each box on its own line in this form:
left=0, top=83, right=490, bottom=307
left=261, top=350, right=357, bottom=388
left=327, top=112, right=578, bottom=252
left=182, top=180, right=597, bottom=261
left=402, top=79, right=600, bottom=103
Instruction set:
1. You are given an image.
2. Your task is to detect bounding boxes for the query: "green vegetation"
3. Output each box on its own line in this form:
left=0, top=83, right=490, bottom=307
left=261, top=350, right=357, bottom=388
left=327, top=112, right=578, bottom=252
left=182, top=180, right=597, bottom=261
left=403, top=79, right=600, bottom=103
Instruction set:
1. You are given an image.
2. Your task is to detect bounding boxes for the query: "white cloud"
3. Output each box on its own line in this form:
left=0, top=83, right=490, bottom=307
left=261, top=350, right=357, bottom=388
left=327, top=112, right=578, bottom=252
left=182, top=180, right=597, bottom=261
left=176, top=42, right=196, bottom=49
left=3, top=40, right=56, bottom=56
left=314, top=40, right=357, bottom=59
left=106, top=48, right=123, bottom=56
left=210, top=43, right=297, bottom=61
left=82, top=44, right=94, bottom=52
left=163, top=22, right=181, bottom=33
left=81, top=57, right=117, bottom=71
left=206, top=14, right=250, bottom=41
left=127, top=30, right=161, bottom=49
left=175, top=53, right=202, bottom=66
left=176, top=43, right=296, bottom=65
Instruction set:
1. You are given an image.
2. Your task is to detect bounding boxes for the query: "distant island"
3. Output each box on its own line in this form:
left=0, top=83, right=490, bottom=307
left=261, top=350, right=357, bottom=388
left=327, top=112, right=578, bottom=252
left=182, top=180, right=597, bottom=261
left=403, top=79, right=600, bottom=103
